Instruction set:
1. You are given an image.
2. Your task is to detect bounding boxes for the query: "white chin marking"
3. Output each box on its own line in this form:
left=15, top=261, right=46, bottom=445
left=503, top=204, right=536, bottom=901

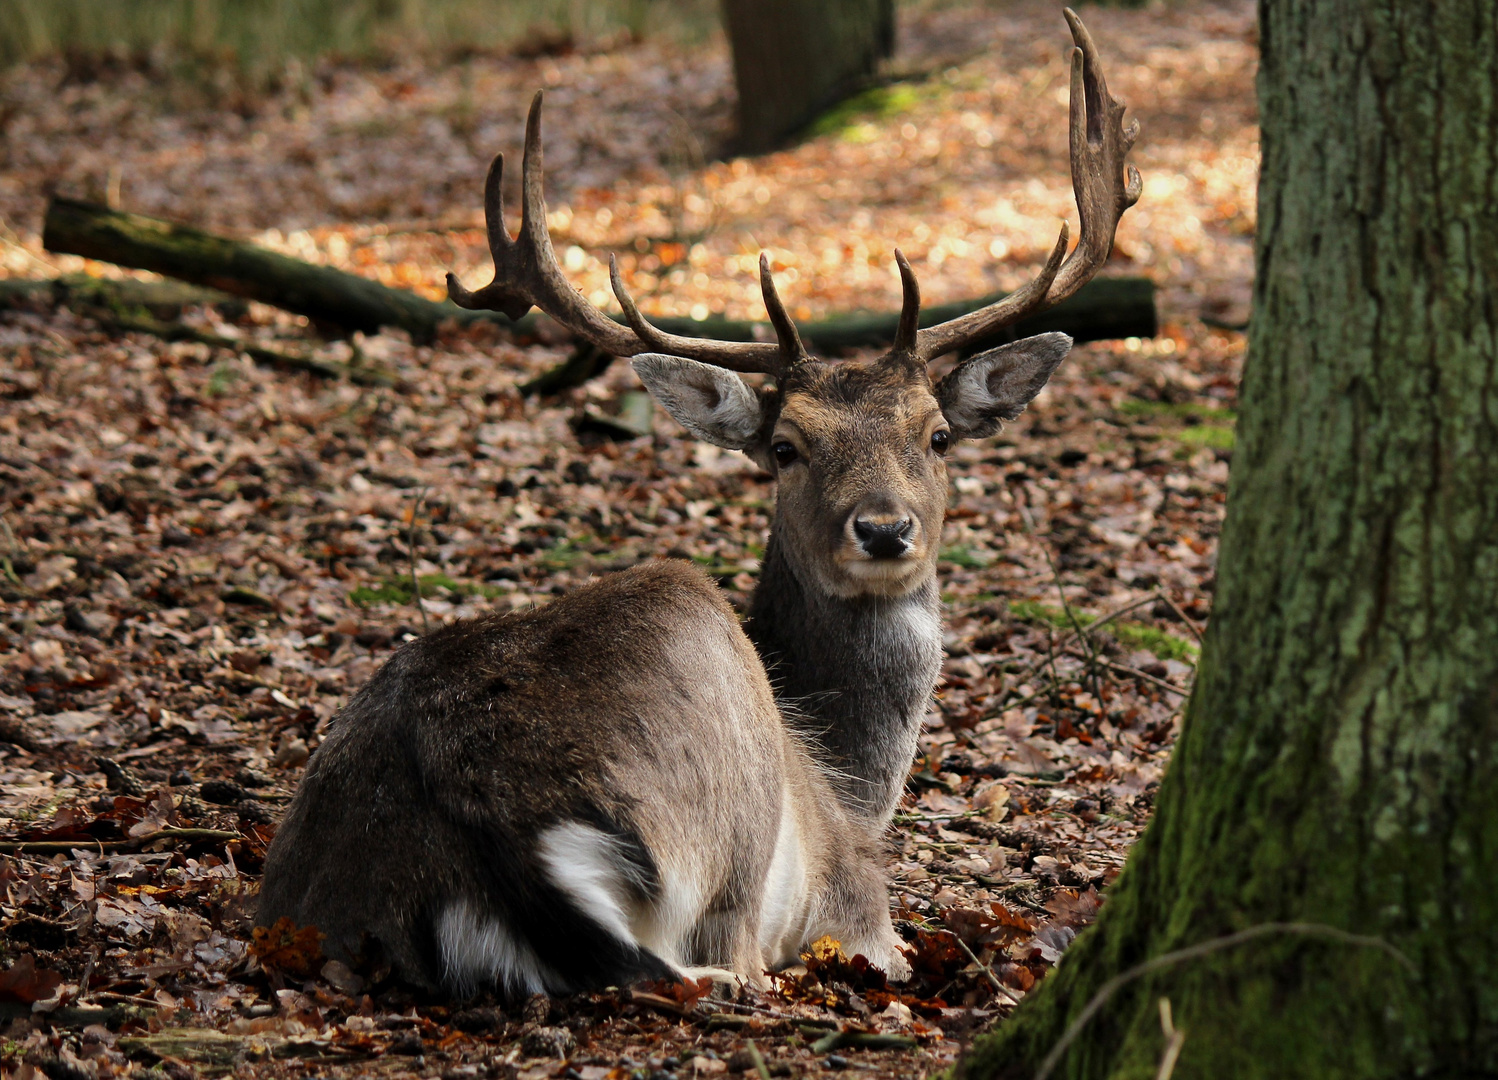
left=835, top=557, right=923, bottom=595
left=843, top=557, right=914, bottom=577
left=438, top=901, right=554, bottom=997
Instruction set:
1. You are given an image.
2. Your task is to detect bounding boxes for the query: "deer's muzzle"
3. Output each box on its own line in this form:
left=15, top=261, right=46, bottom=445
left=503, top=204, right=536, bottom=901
left=854, top=516, right=913, bottom=560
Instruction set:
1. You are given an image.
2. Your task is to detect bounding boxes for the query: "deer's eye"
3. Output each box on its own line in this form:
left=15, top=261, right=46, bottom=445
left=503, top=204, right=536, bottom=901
left=930, top=430, right=951, bottom=455
left=772, top=441, right=798, bottom=467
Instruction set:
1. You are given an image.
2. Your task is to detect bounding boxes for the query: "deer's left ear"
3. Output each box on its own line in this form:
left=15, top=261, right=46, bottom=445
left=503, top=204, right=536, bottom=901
left=632, top=354, right=769, bottom=450
left=935, top=332, right=1072, bottom=439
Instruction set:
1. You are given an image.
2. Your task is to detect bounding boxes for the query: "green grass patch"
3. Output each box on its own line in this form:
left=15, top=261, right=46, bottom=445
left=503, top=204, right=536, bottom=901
left=1117, top=399, right=1236, bottom=423
left=1007, top=600, right=1198, bottom=660
left=690, top=553, right=758, bottom=578
left=940, top=545, right=991, bottom=570
left=1176, top=424, right=1236, bottom=451
left=349, top=573, right=504, bottom=607
left=1008, top=600, right=1073, bottom=628
left=536, top=541, right=590, bottom=571
left=1111, top=622, right=1198, bottom=661
left=205, top=361, right=241, bottom=397
left=807, top=82, right=928, bottom=140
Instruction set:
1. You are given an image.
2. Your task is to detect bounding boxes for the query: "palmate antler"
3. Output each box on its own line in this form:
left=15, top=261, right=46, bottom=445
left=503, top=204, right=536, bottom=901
left=446, top=8, right=1139, bottom=376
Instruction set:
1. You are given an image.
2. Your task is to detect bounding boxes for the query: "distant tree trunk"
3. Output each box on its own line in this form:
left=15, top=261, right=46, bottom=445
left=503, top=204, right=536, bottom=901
left=956, top=1, right=1498, bottom=1077
left=721, top=0, right=893, bottom=154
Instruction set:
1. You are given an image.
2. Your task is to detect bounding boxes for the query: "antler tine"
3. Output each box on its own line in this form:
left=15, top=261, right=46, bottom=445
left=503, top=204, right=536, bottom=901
left=912, top=9, right=1138, bottom=363
left=1048, top=7, right=1142, bottom=302
left=912, top=225, right=1069, bottom=361
left=446, top=93, right=640, bottom=353
left=758, top=253, right=808, bottom=365
left=608, top=254, right=683, bottom=354
left=447, top=90, right=791, bottom=375
left=892, top=249, right=921, bottom=355
left=607, top=253, right=791, bottom=376
left=444, top=152, right=531, bottom=320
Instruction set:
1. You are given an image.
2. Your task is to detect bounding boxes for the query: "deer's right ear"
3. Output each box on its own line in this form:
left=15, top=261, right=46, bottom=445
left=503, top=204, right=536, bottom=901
left=632, top=354, right=768, bottom=450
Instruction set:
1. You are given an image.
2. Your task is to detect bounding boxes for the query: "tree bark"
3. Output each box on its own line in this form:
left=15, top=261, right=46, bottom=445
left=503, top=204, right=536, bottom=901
left=959, top=2, right=1498, bottom=1077
left=722, top=0, right=894, bottom=154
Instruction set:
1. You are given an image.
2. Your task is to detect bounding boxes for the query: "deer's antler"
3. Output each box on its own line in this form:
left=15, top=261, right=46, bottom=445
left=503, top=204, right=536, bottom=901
left=447, top=92, right=801, bottom=377
left=450, top=10, right=1137, bottom=378
left=906, top=8, right=1142, bottom=362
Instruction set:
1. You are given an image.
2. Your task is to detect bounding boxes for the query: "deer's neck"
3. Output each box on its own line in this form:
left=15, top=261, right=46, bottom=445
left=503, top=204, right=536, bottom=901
left=745, top=528, right=943, bottom=827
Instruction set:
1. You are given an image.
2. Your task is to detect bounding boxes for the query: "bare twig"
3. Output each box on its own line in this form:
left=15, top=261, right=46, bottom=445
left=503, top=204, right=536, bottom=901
left=952, top=933, right=1022, bottom=1006
left=1154, top=590, right=1206, bottom=644
left=744, top=1039, right=772, bottom=1080
left=0, top=828, right=241, bottom=854
left=0, top=511, right=20, bottom=557
left=1017, top=503, right=1104, bottom=703
left=1009, top=594, right=1159, bottom=686
left=1097, top=655, right=1190, bottom=698
left=108, top=311, right=395, bottom=386
left=1154, top=998, right=1185, bottom=1080
left=1033, top=922, right=1416, bottom=1080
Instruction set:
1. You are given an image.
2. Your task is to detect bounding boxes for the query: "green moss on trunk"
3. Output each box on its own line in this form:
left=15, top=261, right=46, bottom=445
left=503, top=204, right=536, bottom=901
left=958, top=1, right=1498, bottom=1076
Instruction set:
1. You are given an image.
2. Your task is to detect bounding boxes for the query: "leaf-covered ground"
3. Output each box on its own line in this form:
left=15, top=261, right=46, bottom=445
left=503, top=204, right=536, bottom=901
left=0, top=2, right=1255, bottom=1077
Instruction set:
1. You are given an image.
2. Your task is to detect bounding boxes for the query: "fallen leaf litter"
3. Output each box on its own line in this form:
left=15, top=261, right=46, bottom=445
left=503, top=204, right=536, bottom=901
left=0, top=2, right=1255, bottom=1076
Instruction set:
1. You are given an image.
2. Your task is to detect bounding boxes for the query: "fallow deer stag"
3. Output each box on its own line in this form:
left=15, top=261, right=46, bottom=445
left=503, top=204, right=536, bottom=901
left=258, top=9, right=1139, bottom=996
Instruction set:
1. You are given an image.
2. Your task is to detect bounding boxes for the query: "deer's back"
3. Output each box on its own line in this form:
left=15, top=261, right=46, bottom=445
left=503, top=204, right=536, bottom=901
left=259, top=560, right=784, bottom=992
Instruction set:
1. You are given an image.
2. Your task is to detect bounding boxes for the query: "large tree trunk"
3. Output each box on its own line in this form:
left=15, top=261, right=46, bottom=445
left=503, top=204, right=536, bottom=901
left=722, top=0, right=893, bottom=154
left=959, top=2, right=1498, bottom=1077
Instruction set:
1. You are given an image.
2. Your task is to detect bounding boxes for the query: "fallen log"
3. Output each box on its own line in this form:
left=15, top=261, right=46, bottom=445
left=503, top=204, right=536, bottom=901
left=0, top=273, right=243, bottom=319
left=44, top=197, right=461, bottom=343
left=0, top=1001, right=154, bottom=1028
left=0, top=274, right=395, bottom=386
left=42, top=196, right=1156, bottom=352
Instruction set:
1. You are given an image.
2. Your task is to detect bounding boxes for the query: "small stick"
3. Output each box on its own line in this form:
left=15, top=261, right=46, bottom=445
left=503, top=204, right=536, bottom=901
left=0, top=827, right=240, bottom=854
left=109, top=312, right=395, bottom=386
left=1154, top=590, right=1205, bottom=645
left=0, top=511, right=20, bottom=557
left=1154, top=997, right=1185, bottom=1080
left=1088, top=654, right=1191, bottom=698
left=952, top=933, right=1021, bottom=1006
left=1009, top=594, right=1159, bottom=685
left=744, top=1039, right=772, bottom=1080
left=1018, top=504, right=1104, bottom=703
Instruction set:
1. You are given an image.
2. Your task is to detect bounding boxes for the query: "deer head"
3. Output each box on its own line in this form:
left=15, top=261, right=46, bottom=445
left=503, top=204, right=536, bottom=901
left=448, top=8, right=1140, bottom=603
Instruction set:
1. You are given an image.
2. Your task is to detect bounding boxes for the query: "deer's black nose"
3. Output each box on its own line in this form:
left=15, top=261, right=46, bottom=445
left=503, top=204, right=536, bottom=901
left=854, top=517, right=912, bottom=559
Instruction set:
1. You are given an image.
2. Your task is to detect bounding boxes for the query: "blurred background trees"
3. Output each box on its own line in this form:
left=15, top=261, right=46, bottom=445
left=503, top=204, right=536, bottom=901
left=0, top=0, right=907, bottom=153
left=722, top=0, right=894, bottom=153
left=0, top=1, right=719, bottom=91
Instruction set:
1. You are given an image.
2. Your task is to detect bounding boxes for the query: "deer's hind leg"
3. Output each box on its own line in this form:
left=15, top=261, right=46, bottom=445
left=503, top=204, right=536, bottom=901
left=675, top=859, right=772, bottom=990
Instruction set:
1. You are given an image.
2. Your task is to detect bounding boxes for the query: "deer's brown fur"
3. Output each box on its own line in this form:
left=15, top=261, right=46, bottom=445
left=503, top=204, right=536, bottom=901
left=258, top=9, right=1138, bottom=996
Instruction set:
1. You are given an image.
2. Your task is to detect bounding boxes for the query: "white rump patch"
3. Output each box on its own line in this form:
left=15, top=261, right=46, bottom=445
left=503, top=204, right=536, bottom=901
left=438, top=901, right=553, bottom=996
left=536, top=821, right=645, bottom=947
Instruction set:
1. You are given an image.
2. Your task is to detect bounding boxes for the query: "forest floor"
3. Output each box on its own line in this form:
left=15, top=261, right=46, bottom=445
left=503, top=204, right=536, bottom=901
left=0, top=2, right=1257, bottom=1077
